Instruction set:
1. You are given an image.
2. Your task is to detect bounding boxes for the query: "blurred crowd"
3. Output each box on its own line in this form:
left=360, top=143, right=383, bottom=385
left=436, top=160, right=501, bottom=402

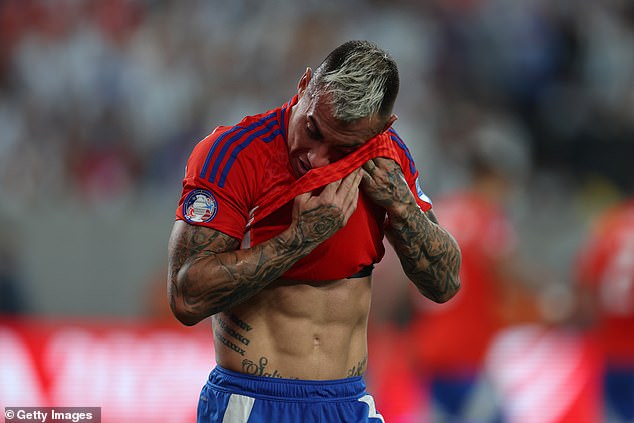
left=1, top=0, right=633, bottom=422
left=0, top=0, right=632, bottom=210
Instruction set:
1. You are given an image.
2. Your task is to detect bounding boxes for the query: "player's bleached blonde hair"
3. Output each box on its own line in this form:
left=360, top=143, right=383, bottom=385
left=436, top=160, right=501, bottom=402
left=310, top=40, right=400, bottom=123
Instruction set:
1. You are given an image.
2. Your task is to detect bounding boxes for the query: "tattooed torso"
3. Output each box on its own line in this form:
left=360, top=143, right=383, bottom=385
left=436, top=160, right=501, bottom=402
left=168, top=155, right=460, bottom=380
left=211, top=275, right=372, bottom=380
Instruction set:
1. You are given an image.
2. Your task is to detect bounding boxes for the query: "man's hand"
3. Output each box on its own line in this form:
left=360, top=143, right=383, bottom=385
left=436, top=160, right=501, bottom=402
left=289, top=169, right=363, bottom=246
left=360, top=157, right=415, bottom=215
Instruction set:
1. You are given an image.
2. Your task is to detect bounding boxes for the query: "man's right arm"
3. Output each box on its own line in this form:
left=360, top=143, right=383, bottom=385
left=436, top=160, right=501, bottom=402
left=168, top=221, right=309, bottom=325
left=168, top=170, right=363, bottom=326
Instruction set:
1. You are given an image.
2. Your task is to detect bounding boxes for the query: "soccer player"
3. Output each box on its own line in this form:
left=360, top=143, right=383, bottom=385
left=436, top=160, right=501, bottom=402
left=167, top=40, right=461, bottom=423
left=575, top=199, right=634, bottom=423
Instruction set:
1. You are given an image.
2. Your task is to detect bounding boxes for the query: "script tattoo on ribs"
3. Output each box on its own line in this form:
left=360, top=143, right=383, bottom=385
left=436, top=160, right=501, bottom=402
left=216, top=315, right=251, bottom=346
left=214, top=327, right=246, bottom=356
left=241, top=356, right=296, bottom=379
left=228, top=313, right=252, bottom=332
left=347, top=355, right=368, bottom=377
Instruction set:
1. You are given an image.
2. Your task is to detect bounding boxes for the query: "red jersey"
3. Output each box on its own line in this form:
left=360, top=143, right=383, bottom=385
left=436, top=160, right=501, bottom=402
left=409, top=191, right=515, bottom=371
left=176, top=97, right=431, bottom=281
left=576, top=200, right=634, bottom=363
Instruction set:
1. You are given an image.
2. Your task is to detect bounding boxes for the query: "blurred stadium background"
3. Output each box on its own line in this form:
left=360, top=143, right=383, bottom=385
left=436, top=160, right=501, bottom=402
left=1, top=0, right=633, bottom=422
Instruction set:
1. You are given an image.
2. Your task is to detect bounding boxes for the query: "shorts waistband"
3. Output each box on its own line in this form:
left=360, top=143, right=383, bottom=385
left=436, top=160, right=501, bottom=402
left=207, top=365, right=367, bottom=402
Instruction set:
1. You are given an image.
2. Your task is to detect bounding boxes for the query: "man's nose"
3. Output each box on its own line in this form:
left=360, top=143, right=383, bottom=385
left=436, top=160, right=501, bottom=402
left=307, top=144, right=331, bottom=168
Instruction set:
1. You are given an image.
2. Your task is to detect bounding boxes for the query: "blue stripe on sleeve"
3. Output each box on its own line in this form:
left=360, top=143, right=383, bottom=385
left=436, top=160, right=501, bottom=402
left=218, top=124, right=280, bottom=187
left=206, top=113, right=277, bottom=184
left=279, top=98, right=292, bottom=144
left=199, top=126, right=242, bottom=180
left=388, top=128, right=417, bottom=175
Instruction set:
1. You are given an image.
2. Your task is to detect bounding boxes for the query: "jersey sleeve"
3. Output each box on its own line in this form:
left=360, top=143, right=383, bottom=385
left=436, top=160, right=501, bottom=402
left=389, top=129, right=433, bottom=212
left=175, top=128, right=254, bottom=240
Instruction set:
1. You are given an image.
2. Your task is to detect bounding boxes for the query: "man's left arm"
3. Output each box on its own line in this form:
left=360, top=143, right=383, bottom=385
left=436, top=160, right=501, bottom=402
left=361, top=158, right=461, bottom=303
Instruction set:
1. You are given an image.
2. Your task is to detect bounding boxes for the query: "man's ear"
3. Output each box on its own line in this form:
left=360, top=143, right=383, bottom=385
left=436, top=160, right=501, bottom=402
left=297, top=67, right=312, bottom=97
left=381, top=114, right=398, bottom=132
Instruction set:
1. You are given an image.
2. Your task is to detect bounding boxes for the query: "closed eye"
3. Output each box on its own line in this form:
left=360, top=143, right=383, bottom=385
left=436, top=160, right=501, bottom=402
left=306, top=124, right=321, bottom=140
left=307, top=116, right=323, bottom=140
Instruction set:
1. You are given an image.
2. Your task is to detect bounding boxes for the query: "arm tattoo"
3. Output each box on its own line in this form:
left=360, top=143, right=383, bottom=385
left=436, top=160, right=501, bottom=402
left=369, top=161, right=460, bottom=303
left=294, top=205, right=346, bottom=245
left=386, top=205, right=461, bottom=303
left=168, top=207, right=332, bottom=324
left=168, top=224, right=240, bottom=321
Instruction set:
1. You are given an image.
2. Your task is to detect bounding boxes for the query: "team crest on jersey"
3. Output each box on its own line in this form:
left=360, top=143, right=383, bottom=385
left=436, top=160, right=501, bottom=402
left=416, top=179, right=432, bottom=204
left=183, top=189, right=218, bottom=223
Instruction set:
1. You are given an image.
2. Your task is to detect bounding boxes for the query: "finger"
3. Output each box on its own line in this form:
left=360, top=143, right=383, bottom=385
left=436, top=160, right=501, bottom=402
left=319, top=178, right=341, bottom=199
left=295, top=191, right=312, bottom=204
left=337, top=169, right=362, bottom=194
left=341, top=170, right=362, bottom=207
left=362, top=159, right=377, bottom=175
left=355, top=167, right=364, bottom=186
left=342, top=185, right=360, bottom=225
left=359, top=167, right=373, bottom=187
left=372, top=157, right=393, bottom=166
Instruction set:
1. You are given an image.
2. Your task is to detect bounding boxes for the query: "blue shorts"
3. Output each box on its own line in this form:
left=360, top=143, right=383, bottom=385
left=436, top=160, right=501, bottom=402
left=197, top=366, right=385, bottom=423
left=604, top=366, right=634, bottom=421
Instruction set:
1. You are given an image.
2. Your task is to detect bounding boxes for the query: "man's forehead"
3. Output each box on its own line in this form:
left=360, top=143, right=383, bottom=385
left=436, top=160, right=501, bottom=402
left=309, top=94, right=383, bottom=143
